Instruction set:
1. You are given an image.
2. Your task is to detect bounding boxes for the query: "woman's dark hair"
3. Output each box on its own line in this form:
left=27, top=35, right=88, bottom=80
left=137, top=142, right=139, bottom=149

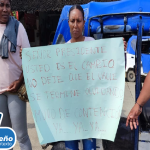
left=69, top=4, right=84, bottom=20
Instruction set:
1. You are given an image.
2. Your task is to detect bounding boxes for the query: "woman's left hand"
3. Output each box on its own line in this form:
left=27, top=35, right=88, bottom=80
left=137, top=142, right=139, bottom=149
left=7, top=80, right=22, bottom=93
left=123, top=37, right=127, bottom=51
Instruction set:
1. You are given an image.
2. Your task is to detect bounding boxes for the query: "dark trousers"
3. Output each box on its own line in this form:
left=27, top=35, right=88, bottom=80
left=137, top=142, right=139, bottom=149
left=65, top=139, right=96, bottom=150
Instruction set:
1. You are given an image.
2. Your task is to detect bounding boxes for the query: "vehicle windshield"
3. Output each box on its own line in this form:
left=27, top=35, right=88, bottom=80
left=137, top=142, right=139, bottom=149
left=131, top=38, right=150, bottom=54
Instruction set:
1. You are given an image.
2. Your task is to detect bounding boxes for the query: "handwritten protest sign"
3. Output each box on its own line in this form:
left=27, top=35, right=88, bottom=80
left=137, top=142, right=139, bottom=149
left=22, top=38, right=125, bottom=145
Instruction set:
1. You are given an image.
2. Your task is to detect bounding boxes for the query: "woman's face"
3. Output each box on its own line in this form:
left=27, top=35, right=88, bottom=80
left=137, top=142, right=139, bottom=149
left=68, top=9, right=85, bottom=39
left=0, top=0, right=11, bottom=24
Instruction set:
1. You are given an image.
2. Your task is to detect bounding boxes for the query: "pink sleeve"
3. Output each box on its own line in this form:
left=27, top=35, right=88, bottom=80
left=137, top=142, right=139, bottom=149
left=17, top=23, right=30, bottom=48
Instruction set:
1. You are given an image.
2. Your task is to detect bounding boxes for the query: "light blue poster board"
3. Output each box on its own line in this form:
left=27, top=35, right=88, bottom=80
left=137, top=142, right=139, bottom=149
left=22, top=37, right=125, bottom=145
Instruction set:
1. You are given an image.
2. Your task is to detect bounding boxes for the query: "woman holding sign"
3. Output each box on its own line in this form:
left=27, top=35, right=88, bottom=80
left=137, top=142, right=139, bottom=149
left=65, top=5, right=96, bottom=150
left=65, top=4, right=127, bottom=150
left=0, top=0, right=32, bottom=149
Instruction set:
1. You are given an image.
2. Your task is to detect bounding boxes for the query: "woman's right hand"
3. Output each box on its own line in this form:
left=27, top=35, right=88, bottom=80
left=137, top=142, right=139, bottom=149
left=123, top=37, right=127, bottom=51
left=126, top=103, right=142, bottom=130
left=20, top=48, right=22, bottom=59
left=7, top=80, right=22, bottom=93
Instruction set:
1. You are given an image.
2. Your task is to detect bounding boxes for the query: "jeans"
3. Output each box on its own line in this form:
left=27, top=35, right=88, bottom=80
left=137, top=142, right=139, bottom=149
left=65, top=139, right=96, bottom=150
left=0, top=92, right=32, bottom=150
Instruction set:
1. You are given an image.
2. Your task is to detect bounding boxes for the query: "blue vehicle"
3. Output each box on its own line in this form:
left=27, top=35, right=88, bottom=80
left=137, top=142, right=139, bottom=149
left=126, top=36, right=150, bottom=82
left=53, top=0, right=150, bottom=44
left=53, top=0, right=150, bottom=150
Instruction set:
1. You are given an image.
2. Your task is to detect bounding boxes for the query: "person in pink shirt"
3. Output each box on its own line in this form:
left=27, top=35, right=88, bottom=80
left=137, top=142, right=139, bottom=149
left=0, top=0, right=32, bottom=149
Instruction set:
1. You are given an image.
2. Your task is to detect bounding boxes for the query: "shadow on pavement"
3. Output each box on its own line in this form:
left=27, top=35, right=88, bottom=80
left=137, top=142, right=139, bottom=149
left=27, top=123, right=35, bottom=129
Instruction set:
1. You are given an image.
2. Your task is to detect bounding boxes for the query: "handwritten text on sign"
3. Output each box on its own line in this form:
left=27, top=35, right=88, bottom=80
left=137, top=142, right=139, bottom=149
left=22, top=38, right=125, bottom=145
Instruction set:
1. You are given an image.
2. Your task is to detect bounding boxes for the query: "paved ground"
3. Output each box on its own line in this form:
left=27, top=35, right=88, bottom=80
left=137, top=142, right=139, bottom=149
left=14, top=82, right=135, bottom=150
left=122, top=82, right=135, bottom=118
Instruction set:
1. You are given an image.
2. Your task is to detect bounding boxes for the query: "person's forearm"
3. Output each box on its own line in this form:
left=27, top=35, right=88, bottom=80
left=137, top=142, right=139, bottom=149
left=137, top=71, right=150, bottom=106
